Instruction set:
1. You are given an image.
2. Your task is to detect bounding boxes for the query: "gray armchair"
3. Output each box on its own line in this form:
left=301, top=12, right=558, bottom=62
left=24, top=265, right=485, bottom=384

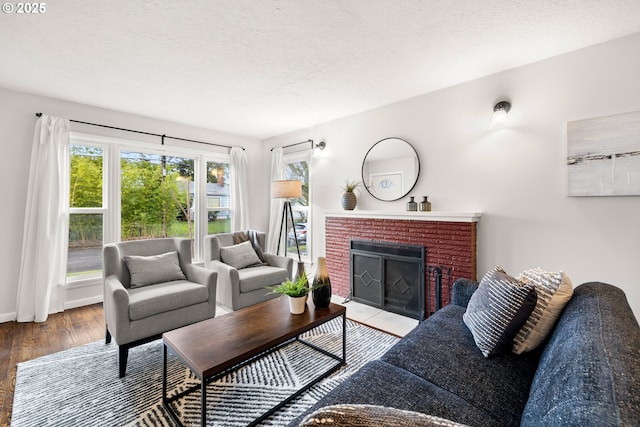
left=103, top=238, right=217, bottom=377
left=204, top=231, right=293, bottom=311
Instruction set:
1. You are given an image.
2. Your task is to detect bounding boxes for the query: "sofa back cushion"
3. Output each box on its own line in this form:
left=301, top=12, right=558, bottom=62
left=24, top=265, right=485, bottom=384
left=521, top=282, right=640, bottom=426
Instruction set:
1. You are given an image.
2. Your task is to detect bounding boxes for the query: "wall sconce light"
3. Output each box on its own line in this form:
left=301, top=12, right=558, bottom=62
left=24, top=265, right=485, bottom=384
left=492, top=101, right=511, bottom=127
left=315, top=141, right=326, bottom=150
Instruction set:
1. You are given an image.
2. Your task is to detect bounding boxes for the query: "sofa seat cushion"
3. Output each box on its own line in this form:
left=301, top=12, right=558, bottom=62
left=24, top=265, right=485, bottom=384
left=381, top=304, right=541, bottom=427
left=238, top=265, right=289, bottom=293
left=128, top=280, right=209, bottom=321
left=291, top=359, right=496, bottom=427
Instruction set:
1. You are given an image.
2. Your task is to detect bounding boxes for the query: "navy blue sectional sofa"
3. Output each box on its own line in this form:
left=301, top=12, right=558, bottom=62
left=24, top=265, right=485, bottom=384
left=292, top=280, right=640, bottom=426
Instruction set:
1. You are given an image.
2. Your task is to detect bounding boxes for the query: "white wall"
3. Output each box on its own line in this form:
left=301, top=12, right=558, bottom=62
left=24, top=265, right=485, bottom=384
left=3, top=33, right=639, bottom=322
left=264, top=33, right=640, bottom=319
left=0, top=87, right=262, bottom=322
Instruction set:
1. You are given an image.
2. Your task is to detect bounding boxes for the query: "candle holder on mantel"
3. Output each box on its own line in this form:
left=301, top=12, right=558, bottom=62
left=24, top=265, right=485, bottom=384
left=419, top=196, right=432, bottom=212
left=406, top=196, right=418, bottom=211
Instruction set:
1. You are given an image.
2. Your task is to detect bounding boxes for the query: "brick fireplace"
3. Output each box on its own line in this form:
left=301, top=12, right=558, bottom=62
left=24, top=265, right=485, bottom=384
left=325, top=211, right=480, bottom=315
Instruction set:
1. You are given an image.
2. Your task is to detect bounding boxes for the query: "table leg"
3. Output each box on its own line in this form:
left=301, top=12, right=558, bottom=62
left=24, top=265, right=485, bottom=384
left=342, top=311, right=347, bottom=363
left=162, top=344, right=167, bottom=405
left=201, top=377, right=207, bottom=426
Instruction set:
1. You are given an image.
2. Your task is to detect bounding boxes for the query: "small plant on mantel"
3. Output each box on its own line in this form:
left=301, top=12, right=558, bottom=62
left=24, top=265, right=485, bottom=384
left=341, top=179, right=362, bottom=193
left=341, top=179, right=362, bottom=210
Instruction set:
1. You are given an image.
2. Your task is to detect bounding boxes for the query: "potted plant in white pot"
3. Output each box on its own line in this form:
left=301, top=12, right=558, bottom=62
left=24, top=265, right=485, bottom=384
left=267, top=275, right=326, bottom=314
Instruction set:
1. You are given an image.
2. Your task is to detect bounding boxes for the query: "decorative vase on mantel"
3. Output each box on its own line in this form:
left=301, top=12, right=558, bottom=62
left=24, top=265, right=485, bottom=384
left=341, top=179, right=361, bottom=211
left=419, top=196, right=432, bottom=212
left=406, top=196, right=417, bottom=211
left=312, top=257, right=332, bottom=309
left=341, top=191, right=357, bottom=210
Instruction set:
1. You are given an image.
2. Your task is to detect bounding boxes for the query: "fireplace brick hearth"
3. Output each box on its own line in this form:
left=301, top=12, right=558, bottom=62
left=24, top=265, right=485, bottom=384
left=325, top=212, right=480, bottom=315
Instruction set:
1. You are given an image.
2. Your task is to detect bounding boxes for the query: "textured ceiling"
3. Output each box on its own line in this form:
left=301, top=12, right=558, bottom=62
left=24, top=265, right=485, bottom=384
left=2, top=0, right=640, bottom=139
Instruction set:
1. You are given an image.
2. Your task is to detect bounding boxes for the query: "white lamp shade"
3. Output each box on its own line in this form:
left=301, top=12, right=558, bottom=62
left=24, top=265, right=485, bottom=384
left=272, top=180, right=302, bottom=198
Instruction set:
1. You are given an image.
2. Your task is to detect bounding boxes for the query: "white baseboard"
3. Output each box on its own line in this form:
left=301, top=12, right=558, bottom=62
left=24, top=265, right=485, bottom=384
left=0, top=295, right=104, bottom=324
left=0, top=311, right=16, bottom=323
left=64, top=294, right=103, bottom=310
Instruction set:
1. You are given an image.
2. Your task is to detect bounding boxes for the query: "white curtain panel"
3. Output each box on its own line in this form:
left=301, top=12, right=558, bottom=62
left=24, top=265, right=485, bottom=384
left=16, top=115, right=71, bottom=322
left=230, top=147, right=249, bottom=231
left=266, top=148, right=284, bottom=254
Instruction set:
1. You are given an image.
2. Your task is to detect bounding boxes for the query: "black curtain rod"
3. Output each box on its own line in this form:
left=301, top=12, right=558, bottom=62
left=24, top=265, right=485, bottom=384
left=270, top=139, right=313, bottom=151
left=35, top=113, right=244, bottom=150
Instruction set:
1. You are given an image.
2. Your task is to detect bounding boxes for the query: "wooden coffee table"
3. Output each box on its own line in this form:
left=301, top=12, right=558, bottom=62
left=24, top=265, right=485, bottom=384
left=162, top=297, right=347, bottom=426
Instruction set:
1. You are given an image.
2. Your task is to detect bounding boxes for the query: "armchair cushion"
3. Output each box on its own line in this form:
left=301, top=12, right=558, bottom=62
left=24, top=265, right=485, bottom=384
left=238, top=265, right=289, bottom=293
left=124, top=251, right=186, bottom=288
left=128, top=280, right=209, bottom=321
left=220, top=241, right=263, bottom=269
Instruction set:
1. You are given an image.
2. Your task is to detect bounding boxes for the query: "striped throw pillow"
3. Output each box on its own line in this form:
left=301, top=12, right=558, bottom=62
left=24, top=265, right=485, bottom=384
left=463, top=266, right=538, bottom=357
left=512, top=268, right=574, bottom=354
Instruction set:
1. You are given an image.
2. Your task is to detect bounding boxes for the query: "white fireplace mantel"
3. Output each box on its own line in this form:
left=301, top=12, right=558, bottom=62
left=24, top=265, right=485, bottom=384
left=325, top=210, right=482, bottom=223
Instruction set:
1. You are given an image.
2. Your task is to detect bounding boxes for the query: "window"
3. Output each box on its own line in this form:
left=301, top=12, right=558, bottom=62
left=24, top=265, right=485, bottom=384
left=206, top=161, right=231, bottom=234
left=68, top=144, right=105, bottom=278
left=120, top=151, right=195, bottom=241
left=67, top=133, right=232, bottom=282
left=283, top=151, right=310, bottom=259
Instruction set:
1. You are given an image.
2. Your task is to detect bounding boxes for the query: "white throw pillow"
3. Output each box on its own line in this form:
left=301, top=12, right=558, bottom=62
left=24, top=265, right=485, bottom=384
left=512, top=267, right=574, bottom=354
left=220, top=240, right=262, bottom=269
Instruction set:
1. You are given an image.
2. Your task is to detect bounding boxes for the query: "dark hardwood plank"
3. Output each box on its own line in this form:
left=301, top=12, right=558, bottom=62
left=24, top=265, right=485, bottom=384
left=0, top=304, right=104, bottom=426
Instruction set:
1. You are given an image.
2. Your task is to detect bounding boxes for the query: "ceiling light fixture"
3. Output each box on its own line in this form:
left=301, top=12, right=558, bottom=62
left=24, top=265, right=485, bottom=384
left=492, top=101, right=511, bottom=127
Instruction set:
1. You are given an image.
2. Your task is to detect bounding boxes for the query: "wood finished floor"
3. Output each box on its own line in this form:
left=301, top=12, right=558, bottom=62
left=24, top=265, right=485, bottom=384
left=0, top=304, right=105, bottom=426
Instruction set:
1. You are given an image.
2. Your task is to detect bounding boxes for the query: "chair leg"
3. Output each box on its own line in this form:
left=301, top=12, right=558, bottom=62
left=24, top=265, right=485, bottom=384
left=119, top=346, right=129, bottom=378
left=105, top=326, right=112, bottom=344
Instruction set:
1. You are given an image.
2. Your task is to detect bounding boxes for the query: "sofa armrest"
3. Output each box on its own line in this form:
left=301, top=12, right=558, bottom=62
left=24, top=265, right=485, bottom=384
left=183, top=263, right=217, bottom=287
left=183, top=263, right=218, bottom=301
left=263, top=253, right=294, bottom=277
left=451, top=278, right=479, bottom=308
left=103, top=275, right=131, bottom=342
left=207, top=259, right=239, bottom=288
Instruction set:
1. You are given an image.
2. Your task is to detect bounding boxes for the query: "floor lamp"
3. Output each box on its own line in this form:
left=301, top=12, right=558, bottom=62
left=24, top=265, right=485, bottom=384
left=272, top=179, right=305, bottom=277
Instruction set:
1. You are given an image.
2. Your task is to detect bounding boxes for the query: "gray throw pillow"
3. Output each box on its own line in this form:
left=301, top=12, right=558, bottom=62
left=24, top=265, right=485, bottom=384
left=220, top=240, right=262, bottom=269
left=463, top=266, right=538, bottom=357
left=124, top=251, right=186, bottom=288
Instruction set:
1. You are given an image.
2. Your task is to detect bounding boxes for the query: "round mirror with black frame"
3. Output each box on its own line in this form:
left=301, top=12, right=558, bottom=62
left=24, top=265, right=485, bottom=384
left=361, top=137, right=420, bottom=201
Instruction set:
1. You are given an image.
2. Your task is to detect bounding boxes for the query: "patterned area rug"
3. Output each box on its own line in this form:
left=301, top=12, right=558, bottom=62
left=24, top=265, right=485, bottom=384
left=12, top=318, right=398, bottom=426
